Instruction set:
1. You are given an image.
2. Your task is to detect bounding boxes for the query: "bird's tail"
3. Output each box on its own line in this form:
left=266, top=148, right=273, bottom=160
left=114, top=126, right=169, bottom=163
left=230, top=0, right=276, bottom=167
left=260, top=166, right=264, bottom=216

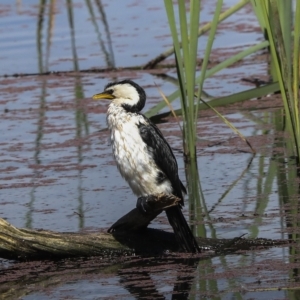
left=165, top=206, right=200, bottom=253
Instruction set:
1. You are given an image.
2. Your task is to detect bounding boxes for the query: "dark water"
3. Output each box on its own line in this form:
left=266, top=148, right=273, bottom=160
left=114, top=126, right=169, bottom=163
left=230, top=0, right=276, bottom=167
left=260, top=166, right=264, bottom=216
left=0, top=1, right=299, bottom=299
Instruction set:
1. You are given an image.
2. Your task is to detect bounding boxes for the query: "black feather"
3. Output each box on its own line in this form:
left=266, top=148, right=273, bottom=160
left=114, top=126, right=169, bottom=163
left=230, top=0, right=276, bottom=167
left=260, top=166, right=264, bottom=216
left=156, top=171, right=166, bottom=184
left=138, top=116, right=200, bottom=253
left=166, top=206, right=200, bottom=253
left=138, top=119, right=185, bottom=206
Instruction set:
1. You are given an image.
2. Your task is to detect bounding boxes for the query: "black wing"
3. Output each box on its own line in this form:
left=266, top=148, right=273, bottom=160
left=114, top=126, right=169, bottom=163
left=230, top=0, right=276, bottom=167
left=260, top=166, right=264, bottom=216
left=138, top=116, right=186, bottom=204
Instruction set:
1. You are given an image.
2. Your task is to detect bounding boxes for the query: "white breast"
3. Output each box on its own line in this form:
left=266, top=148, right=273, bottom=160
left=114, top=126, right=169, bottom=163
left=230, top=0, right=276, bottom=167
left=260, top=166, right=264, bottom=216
left=107, top=103, right=172, bottom=197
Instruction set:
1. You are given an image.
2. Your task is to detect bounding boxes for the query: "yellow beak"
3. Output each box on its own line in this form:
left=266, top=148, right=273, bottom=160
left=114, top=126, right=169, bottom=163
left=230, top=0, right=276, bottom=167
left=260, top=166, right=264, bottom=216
left=92, top=92, right=115, bottom=100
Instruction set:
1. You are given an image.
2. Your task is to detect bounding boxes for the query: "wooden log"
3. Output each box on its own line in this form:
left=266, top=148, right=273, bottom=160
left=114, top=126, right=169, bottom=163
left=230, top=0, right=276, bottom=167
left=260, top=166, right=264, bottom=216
left=0, top=216, right=183, bottom=260
left=0, top=193, right=291, bottom=261
left=0, top=194, right=182, bottom=260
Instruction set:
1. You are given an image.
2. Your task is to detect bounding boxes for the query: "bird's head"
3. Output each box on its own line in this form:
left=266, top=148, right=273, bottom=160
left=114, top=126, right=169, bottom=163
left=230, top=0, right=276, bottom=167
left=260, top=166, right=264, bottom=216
left=92, top=80, right=146, bottom=112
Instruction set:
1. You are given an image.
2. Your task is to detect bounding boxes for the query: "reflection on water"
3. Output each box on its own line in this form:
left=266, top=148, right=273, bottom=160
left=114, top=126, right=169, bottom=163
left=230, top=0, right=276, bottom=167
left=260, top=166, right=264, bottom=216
left=0, top=0, right=261, bottom=75
left=0, top=0, right=299, bottom=299
left=1, top=247, right=296, bottom=299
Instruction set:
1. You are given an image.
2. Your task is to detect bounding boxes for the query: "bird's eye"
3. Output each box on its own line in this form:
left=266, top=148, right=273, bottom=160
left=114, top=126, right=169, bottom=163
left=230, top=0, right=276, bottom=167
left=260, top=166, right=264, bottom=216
left=106, top=89, right=114, bottom=95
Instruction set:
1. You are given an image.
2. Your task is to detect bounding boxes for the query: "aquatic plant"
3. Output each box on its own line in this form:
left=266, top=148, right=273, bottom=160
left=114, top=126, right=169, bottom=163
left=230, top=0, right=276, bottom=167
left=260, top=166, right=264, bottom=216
left=158, top=0, right=300, bottom=163
left=251, top=0, right=300, bottom=165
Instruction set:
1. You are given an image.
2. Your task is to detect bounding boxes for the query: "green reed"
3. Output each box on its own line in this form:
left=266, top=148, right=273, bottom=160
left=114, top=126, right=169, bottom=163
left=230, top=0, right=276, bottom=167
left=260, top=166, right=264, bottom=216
left=251, top=0, right=300, bottom=163
left=164, top=0, right=222, bottom=162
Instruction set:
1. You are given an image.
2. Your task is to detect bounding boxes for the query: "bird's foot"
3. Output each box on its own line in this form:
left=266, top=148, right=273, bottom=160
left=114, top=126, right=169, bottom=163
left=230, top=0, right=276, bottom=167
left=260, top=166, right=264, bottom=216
left=136, top=196, right=153, bottom=215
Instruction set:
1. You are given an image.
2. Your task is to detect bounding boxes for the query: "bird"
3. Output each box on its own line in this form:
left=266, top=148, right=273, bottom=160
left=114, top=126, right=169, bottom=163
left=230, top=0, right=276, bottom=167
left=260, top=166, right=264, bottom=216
left=92, top=79, right=199, bottom=253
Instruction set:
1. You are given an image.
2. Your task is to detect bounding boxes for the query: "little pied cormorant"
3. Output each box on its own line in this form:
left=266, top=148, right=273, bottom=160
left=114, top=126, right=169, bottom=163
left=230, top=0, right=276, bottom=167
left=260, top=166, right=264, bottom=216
left=93, top=80, right=199, bottom=253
